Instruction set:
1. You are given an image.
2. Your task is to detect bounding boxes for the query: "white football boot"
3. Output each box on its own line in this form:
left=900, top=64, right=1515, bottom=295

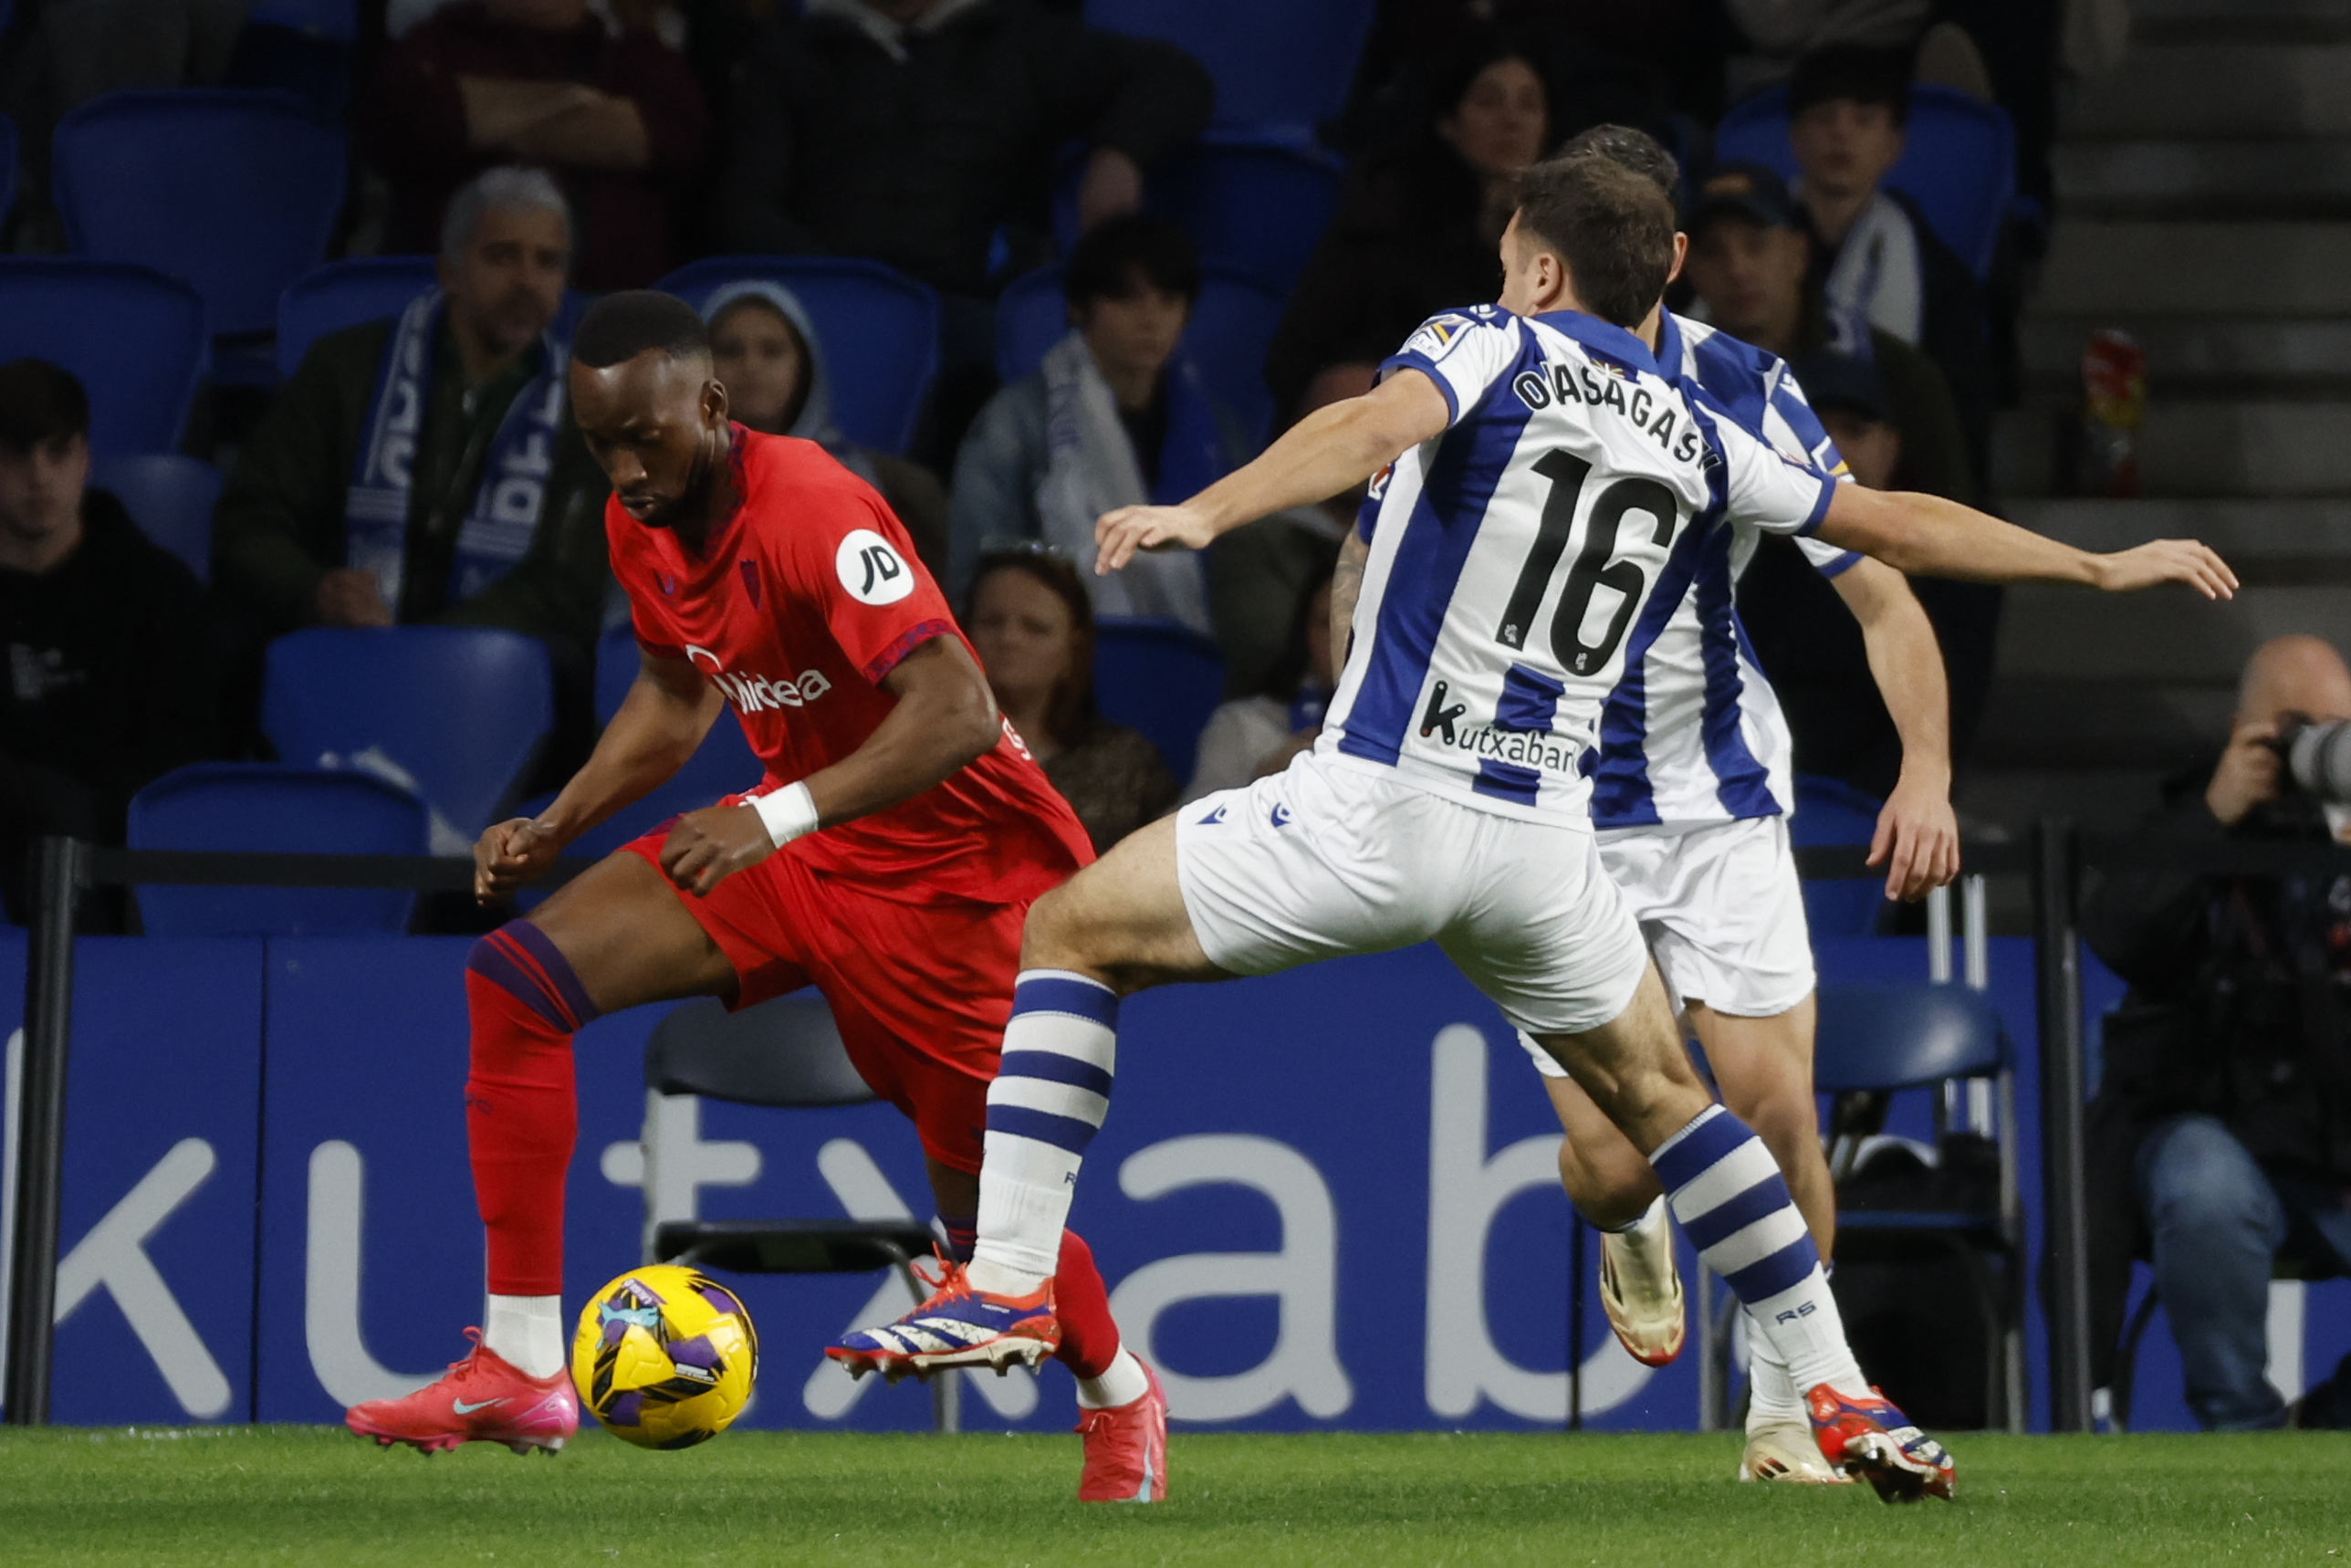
left=1597, top=1197, right=1685, bottom=1366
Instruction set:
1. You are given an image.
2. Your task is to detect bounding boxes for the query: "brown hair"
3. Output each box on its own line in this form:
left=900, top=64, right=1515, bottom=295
left=1510, top=153, right=1677, bottom=328
left=969, top=546, right=1098, bottom=750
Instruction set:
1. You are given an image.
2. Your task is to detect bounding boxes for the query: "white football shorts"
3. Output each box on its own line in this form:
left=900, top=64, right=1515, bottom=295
left=1520, top=813, right=1815, bottom=1080
left=1176, top=750, right=1649, bottom=1037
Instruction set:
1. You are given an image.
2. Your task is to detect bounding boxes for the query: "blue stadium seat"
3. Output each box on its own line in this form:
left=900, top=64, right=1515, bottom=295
left=1052, top=140, right=1343, bottom=296
left=655, top=256, right=940, bottom=455
left=0, top=113, right=17, bottom=229
left=263, top=626, right=553, bottom=851
left=1086, top=0, right=1376, bottom=144
left=0, top=259, right=206, bottom=456
left=129, top=761, right=427, bottom=936
left=1813, top=982, right=2007, bottom=1095
left=244, top=0, right=357, bottom=40
left=1093, top=618, right=1225, bottom=782
left=997, top=264, right=1283, bottom=445
left=1710, top=85, right=2017, bottom=279
left=90, top=454, right=221, bottom=581
left=277, top=256, right=438, bottom=378
left=54, top=89, right=348, bottom=338
left=1791, top=772, right=1889, bottom=937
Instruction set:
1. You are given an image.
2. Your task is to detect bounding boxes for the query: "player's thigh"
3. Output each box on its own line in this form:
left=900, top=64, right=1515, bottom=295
left=1024, top=813, right=1223, bottom=992
left=1443, top=814, right=1649, bottom=1043
left=1689, top=995, right=1819, bottom=1131
left=520, top=850, right=738, bottom=1014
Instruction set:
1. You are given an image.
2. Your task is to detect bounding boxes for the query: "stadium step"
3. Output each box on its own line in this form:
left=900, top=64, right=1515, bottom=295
left=2032, top=223, right=2351, bottom=318
left=2068, top=46, right=2351, bottom=138
left=2003, top=499, right=2351, bottom=583
left=1993, top=399, right=2351, bottom=499
left=1994, top=583, right=2351, bottom=685
left=2019, top=317, right=2351, bottom=397
left=1969, top=678, right=2235, bottom=770
left=2130, top=0, right=2351, bottom=46
left=2053, top=141, right=2351, bottom=220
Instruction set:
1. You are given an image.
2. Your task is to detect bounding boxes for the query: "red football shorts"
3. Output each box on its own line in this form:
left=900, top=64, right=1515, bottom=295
left=622, top=819, right=1035, bottom=1176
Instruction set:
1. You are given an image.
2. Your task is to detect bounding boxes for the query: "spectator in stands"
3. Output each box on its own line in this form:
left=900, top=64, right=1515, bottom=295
left=966, top=545, right=1175, bottom=854
left=0, top=360, right=215, bottom=924
left=1783, top=45, right=1993, bottom=472
left=704, top=282, right=949, bottom=580
left=1266, top=30, right=1552, bottom=427
left=212, top=168, right=610, bottom=757
left=710, top=0, right=1212, bottom=456
left=947, top=215, right=1252, bottom=637
left=366, top=0, right=712, bottom=290
left=1184, top=550, right=1337, bottom=803
left=2079, top=635, right=2351, bottom=1431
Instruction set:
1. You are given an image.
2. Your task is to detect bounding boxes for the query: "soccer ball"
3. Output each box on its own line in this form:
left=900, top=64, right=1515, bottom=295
left=572, top=1266, right=759, bottom=1448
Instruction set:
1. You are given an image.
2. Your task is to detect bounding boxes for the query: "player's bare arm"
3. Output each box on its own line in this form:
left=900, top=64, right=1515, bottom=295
left=1094, top=370, right=1451, bottom=571
left=1818, top=484, right=2238, bottom=599
left=658, top=632, right=1001, bottom=897
left=1830, top=558, right=1959, bottom=900
left=1330, top=527, right=1368, bottom=666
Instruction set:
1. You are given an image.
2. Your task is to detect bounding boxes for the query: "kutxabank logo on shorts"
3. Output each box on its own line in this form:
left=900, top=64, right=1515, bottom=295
left=684, top=645, right=832, bottom=715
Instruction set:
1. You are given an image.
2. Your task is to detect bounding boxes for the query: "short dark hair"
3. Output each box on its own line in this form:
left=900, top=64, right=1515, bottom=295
left=1560, top=124, right=1680, bottom=204
left=1511, top=155, right=1678, bottom=329
left=0, top=359, right=90, bottom=453
left=1787, top=46, right=1911, bottom=125
left=573, top=289, right=710, bottom=369
left=1063, top=214, right=1200, bottom=310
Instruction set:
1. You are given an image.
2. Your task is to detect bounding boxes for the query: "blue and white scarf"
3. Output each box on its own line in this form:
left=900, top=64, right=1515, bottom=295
left=345, top=290, right=569, bottom=613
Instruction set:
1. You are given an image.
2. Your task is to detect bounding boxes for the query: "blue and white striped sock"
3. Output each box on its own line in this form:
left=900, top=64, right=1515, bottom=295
left=968, top=970, right=1118, bottom=1294
left=1652, top=1104, right=1865, bottom=1396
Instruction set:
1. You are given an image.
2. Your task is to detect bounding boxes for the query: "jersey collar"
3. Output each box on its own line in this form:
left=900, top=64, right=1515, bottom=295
left=1531, top=309, right=1663, bottom=380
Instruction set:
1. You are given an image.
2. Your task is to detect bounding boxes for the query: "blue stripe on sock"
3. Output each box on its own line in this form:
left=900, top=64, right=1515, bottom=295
left=1724, top=1236, right=1821, bottom=1303
left=1649, top=1106, right=1748, bottom=1191
left=998, top=1048, right=1114, bottom=1098
left=986, top=1103, right=1101, bottom=1155
left=1012, top=974, right=1120, bottom=1030
left=1680, top=1175, right=1788, bottom=1253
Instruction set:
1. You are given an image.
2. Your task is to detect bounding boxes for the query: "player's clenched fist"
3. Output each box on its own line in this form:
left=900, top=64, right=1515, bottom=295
left=659, top=805, right=776, bottom=897
left=474, top=817, right=563, bottom=903
left=1094, top=503, right=1218, bottom=573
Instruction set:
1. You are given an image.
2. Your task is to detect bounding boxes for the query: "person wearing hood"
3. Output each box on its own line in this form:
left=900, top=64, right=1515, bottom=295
left=703, top=281, right=950, bottom=580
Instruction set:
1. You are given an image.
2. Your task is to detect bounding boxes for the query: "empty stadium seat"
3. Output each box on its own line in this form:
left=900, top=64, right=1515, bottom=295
left=245, top=0, right=358, bottom=40
left=1710, top=84, right=2017, bottom=279
left=263, top=626, right=553, bottom=852
left=1053, top=140, right=1343, bottom=297
left=1086, top=0, right=1376, bottom=144
left=1791, top=772, right=1890, bottom=936
left=1093, top=618, right=1225, bottom=782
left=129, top=762, right=428, bottom=936
left=277, top=256, right=438, bottom=378
left=0, top=259, right=206, bottom=456
left=996, top=264, right=1284, bottom=445
left=654, top=256, right=940, bottom=455
left=90, top=454, right=222, bottom=581
left=54, top=90, right=348, bottom=338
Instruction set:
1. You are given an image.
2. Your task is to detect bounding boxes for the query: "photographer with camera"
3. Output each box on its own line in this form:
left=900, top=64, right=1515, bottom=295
left=2080, top=634, right=2351, bottom=1430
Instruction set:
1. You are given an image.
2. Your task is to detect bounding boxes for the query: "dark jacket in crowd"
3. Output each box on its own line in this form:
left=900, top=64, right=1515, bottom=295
left=1, top=489, right=216, bottom=883
left=213, top=318, right=612, bottom=675
left=1043, top=716, right=1178, bottom=855
left=2072, top=769, right=2351, bottom=1385
left=1263, top=141, right=1506, bottom=426
left=710, top=0, right=1214, bottom=298
left=367, top=2, right=714, bottom=290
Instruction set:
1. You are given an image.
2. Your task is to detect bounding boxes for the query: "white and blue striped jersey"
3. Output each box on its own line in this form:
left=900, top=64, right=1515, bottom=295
left=1588, top=312, right=1862, bottom=831
left=1321, top=306, right=1836, bottom=828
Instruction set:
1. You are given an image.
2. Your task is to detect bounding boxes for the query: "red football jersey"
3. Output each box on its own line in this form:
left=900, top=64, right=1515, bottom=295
left=608, top=427, right=1092, bottom=902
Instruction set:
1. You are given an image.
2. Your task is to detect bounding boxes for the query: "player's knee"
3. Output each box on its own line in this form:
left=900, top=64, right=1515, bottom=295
left=1019, top=882, right=1098, bottom=970
left=1731, top=1082, right=1819, bottom=1153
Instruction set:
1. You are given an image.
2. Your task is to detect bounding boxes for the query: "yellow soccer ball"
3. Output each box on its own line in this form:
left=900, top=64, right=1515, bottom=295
left=572, top=1266, right=759, bottom=1448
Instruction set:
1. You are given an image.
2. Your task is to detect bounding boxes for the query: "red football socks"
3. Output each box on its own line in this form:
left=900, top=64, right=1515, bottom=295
left=1053, top=1228, right=1121, bottom=1381
left=465, top=923, right=600, bottom=1298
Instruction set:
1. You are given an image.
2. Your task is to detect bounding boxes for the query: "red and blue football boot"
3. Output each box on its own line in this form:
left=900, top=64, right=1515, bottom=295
left=827, top=1260, right=1061, bottom=1380
left=1804, top=1383, right=1956, bottom=1502
left=345, top=1329, right=576, bottom=1456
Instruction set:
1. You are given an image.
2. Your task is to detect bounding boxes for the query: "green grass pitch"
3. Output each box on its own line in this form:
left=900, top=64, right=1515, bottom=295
left=2, top=1426, right=2346, bottom=1566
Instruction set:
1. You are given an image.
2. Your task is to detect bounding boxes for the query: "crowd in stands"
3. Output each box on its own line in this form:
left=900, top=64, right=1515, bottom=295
left=0, top=0, right=2055, bottom=925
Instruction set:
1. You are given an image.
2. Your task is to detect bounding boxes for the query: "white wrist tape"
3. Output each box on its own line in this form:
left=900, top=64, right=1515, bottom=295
left=751, top=780, right=820, bottom=848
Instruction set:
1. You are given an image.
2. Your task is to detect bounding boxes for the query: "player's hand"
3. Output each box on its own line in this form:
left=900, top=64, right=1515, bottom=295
left=1094, top=504, right=1218, bottom=573
left=2088, top=539, right=2237, bottom=600
left=658, top=804, right=775, bottom=898
left=475, top=817, right=563, bottom=903
left=1867, top=770, right=1960, bottom=902
left=2205, top=718, right=2282, bottom=826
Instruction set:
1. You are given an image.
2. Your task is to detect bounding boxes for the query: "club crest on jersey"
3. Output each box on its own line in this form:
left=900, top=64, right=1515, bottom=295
left=836, top=528, right=914, bottom=606
left=684, top=645, right=831, bottom=715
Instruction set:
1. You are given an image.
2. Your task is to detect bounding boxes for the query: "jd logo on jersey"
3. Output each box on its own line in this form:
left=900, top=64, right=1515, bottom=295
left=836, top=528, right=914, bottom=606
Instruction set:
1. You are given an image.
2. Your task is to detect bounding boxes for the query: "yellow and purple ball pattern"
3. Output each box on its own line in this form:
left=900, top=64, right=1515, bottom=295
left=571, top=1266, right=758, bottom=1449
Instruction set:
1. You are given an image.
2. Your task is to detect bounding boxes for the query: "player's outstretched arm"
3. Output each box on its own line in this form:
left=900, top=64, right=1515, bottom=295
left=656, top=633, right=1001, bottom=898
left=1830, top=557, right=1959, bottom=900
left=473, top=650, right=723, bottom=902
left=1817, top=485, right=2239, bottom=598
left=1094, top=370, right=1451, bottom=572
